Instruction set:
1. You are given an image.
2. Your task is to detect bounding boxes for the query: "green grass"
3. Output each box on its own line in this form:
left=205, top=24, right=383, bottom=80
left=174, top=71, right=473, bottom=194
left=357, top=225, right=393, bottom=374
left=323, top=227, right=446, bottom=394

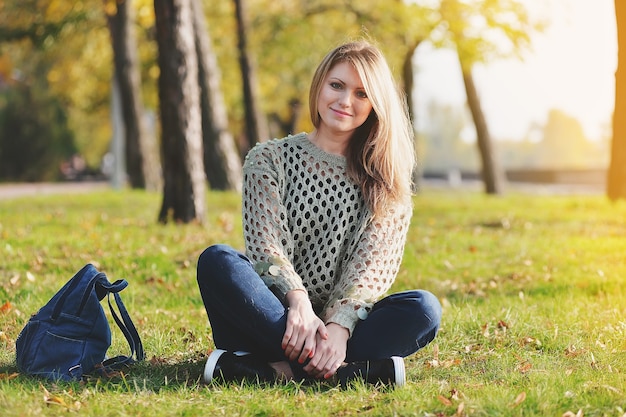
left=1, top=188, right=626, bottom=416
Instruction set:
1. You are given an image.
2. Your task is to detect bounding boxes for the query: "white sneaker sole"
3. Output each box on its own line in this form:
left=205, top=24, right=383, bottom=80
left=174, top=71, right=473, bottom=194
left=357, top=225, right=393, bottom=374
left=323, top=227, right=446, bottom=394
left=391, top=356, right=405, bottom=387
left=203, top=349, right=227, bottom=383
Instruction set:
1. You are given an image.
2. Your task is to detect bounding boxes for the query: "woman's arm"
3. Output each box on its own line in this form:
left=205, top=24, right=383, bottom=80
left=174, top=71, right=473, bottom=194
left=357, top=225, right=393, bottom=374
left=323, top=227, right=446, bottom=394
left=243, top=142, right=326, bottom=360
left=321, top=202, right=413, bottom=335
left=243, top=143, right=305, bottom=297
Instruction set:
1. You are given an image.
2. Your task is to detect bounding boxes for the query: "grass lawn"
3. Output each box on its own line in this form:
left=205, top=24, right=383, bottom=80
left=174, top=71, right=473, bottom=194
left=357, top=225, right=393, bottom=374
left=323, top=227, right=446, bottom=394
left=1, top=187, right=625, bottom=416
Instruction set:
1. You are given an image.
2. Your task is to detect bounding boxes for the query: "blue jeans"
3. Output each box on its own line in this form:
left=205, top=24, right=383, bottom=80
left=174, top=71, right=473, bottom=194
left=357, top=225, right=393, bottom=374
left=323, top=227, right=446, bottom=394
left=197, top=244, right=441, bottom=365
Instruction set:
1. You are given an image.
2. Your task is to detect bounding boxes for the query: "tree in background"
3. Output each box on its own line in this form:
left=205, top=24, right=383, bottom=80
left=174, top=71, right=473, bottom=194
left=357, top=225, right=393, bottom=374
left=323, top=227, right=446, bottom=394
left=233, top=0, right=269, bottom=150
left=1, top=0, right=539, bottom=199
left=420, top=100, right=478, bottom=173
left=154, top=0, right=206, bottom=223
left=0, top=1, right=114, bottom=170
left=434, top=0, right=536, bottom=194
left=608, top=0, right=626, bottom=200
left=234, top=0, right=536, bottom=194
left=0, top=82, right=76, bottom=181
left=461, top=66, right=505, bottom=194
left=191, top=0, right=243, bottom=191
left=0, top=1, right=89, bottom=181
left=106, top=0, right=162, bottom=191
left=538, top=110, right=594, bottom=168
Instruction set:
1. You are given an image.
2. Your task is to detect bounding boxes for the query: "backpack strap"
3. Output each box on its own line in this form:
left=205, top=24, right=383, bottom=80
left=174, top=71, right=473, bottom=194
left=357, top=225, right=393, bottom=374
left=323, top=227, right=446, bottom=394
left=101, top=291, right=145, bottom=370
left=76, top=273, right=124, bottom=317
left=51, top=265, right=105, bottom=320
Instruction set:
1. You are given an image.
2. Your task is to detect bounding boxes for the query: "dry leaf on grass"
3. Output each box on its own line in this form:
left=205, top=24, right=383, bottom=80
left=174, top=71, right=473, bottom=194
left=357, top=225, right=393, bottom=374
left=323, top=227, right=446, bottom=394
left=511, top=392, right=526, bottom=407
left=562, top=410, right=583, bottom=417
left=437, top=395, right=453, bottom=406
left=517, top=362, right=532, bottom=374
left=565, top=345, right=586, bottom=358
left=0, top=301, right=12, bottom=314
left=41, top=384, right=81, bottom=411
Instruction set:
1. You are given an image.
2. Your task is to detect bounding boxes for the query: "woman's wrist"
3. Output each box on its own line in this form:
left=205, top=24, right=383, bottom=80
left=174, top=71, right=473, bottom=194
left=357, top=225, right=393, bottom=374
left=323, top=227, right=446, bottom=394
left=325, top=322, right=350, bottom=339
left=285, top=289, right=309, bottom=308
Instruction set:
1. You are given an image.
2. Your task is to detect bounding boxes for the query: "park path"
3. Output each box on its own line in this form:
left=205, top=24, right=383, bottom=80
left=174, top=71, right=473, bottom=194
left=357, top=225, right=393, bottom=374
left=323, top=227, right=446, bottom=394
left=0, top=182, right=110, bottom=201
left=0, top=180, right=603, bottom=201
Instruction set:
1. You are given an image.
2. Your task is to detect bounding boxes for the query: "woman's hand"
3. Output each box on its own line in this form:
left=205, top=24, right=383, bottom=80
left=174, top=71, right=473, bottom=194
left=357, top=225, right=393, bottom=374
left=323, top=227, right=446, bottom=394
left=303, top=322, right=349, bottom=379
left=283, top=290, right=328, bottom=363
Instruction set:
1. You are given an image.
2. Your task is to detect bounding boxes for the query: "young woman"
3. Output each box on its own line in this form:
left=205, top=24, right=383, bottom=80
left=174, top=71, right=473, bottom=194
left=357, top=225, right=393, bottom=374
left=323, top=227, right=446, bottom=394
left=197, top=40, right=441, bottom=386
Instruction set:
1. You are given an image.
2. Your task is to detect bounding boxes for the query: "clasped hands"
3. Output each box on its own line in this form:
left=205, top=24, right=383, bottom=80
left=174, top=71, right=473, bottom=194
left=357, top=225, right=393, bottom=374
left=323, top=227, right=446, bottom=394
left=283, top=289, right=349, bottom=379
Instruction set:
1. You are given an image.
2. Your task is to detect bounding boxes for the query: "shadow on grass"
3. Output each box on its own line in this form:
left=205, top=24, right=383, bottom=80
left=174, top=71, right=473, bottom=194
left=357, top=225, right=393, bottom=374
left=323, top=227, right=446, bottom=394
left=0, top=358, right=342, bottom=393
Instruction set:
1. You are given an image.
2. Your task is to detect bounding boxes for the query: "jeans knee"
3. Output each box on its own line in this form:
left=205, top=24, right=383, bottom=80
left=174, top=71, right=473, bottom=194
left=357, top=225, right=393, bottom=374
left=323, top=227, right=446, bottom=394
left=419, top=290, right=442, bottom=328
left=197, top=244, right=234, bottom=284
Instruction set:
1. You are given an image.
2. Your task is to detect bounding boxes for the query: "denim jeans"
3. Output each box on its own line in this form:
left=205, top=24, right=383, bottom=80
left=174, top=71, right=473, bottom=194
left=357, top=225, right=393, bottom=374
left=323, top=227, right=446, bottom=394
left=197, top=244, right=441, bottom=365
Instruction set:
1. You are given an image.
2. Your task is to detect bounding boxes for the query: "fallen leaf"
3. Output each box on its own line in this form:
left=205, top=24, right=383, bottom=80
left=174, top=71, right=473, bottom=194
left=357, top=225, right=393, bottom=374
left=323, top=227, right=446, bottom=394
left=0, top=301, right=11, bottom=314
left=517, top=362, right=532, bottom=374
left=432, top=343, right=439, bottom=361
left=41, top=384, right=81, bottom=411
left=512, top=392, right=526, bottom=407
left=565, top=345, right=586, bottom=358
left=437, top=395, right=452, bottom=406
left=481, top=323, right=490, bottom=338
left=450, top=389, right=462, bottom=400
left=9, top=274, right=19, bottom=285
left=520, top=337, right=542, bottom=348
left=562, top=410, right=583, bottom=417
left=0, top=372, right=19, bottom=380
left=426, top=358, right=461, bottom=369
left=601, top=384, right=621, bottom=394
left=42, top=385, right=66, bottom=407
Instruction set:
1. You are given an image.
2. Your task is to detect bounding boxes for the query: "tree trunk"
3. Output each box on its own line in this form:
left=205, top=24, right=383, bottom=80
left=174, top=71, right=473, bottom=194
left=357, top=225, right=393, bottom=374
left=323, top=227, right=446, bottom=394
left=154, top=0, right=206, bottom=224
left=608, top=0, right=626, bottom=200
left=403, top=41, right=421, bottom=124
left=190, top=0, right=243, bottom=192
left=461, top=65, right=506, bottom=195
left=403, top=41, right=422, bottom=191
left=106, top=0, right=161, bottom=191
left=233, top=0, right=269, bottom=151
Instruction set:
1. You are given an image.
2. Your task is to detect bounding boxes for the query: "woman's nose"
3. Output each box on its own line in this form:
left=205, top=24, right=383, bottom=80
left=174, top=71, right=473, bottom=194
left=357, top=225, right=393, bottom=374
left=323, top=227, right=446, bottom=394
left=338, top=91, right=351, bottom=107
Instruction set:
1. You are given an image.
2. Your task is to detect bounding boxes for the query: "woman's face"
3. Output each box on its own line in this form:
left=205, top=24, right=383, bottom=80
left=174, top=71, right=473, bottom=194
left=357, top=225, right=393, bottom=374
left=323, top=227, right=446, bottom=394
left=316, top=61, right=373, bottom=137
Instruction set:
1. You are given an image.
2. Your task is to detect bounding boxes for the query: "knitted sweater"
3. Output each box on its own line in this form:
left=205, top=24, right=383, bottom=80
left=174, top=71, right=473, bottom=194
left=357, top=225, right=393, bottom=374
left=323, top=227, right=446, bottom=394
left=242, top=133, right=412, bottom=335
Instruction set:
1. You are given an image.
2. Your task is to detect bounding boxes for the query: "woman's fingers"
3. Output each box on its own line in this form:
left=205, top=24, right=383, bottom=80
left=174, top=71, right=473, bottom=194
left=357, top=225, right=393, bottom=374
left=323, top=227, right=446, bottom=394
left=284, top=334, right=302, bottom=359
left=297, top=335, right=316, bottom=364
left=302, top=329, right=347, bottom=379
left=283, top=309, right=326, bottom=360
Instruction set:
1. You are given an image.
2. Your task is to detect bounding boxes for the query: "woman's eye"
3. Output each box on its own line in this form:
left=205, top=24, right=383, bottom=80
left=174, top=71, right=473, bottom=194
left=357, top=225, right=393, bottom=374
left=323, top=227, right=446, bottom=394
left=356, top=90, right=368, bottom=99
left=330, top=82, right=342, bottom=89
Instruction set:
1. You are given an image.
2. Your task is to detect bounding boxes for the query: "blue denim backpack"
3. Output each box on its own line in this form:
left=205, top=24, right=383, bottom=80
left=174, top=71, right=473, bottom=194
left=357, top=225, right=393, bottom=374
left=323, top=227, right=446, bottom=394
left=15, top=264, right=144, bottom=381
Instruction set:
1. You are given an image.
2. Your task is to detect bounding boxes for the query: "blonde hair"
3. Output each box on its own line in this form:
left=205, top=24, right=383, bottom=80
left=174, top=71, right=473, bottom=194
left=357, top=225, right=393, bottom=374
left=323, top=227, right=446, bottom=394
left=309, top=41, right=416, bottom=217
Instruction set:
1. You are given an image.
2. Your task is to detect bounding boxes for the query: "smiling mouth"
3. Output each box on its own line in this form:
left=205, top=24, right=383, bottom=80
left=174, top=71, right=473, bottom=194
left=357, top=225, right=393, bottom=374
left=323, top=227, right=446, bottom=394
left=331, top=108, right=352, bottom=117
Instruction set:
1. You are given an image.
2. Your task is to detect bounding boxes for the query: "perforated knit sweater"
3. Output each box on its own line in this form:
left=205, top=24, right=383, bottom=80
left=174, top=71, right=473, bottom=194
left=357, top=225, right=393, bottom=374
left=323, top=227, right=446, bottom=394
left=242, top=133, right=412, bottom=335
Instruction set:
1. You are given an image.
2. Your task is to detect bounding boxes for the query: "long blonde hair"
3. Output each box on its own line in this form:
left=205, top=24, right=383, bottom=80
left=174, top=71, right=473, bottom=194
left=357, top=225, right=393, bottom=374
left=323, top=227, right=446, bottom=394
left=309, top=41, right=416, bottom=217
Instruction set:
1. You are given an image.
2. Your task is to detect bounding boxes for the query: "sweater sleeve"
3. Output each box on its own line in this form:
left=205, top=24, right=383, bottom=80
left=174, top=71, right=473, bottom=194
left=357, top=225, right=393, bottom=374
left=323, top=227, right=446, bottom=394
left=321, top=202, right=413, bottom=335
left=242, top=142, right=306, bottom=301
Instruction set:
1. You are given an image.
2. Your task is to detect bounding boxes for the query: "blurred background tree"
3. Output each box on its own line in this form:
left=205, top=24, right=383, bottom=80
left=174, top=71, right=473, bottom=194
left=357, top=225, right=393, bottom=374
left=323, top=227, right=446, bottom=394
left=0, top=0, right=104, bottom=181
left=608, top=0, right=626, bottom=200
left=106, top=0, right=162, bottom=191
left=0, top=80, right=76, bottom=181
left=3, top=0, right=615, bottom=206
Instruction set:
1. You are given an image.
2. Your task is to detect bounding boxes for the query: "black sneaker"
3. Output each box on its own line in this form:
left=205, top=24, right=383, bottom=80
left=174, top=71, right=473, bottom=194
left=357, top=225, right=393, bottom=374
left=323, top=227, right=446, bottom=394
left=337, top=356, right=405, bottom=387
left=203, top=349, right=276, bottom=383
